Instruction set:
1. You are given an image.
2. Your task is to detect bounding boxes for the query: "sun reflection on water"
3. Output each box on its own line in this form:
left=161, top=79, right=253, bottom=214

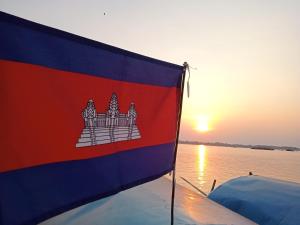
left=197, top=145, right=206, bottom=183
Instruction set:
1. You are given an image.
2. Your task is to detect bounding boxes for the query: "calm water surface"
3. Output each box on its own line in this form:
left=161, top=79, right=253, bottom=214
left=173, top=144, right=300, bottom=194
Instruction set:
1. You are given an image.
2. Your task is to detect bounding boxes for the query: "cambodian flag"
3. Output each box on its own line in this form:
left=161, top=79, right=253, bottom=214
left=0, top=11, right=184, bottom=225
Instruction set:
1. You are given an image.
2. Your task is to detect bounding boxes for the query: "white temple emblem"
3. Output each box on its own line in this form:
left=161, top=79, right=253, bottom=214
left=76, top=93, right=141, bottom=148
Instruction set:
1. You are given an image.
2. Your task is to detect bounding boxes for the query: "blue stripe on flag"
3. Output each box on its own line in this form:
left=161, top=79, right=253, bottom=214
left=0, top=142, right=175, bottom=225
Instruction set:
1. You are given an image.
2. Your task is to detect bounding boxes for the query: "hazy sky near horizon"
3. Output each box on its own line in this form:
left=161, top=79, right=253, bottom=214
left=1, top=0, right=299, bottom=147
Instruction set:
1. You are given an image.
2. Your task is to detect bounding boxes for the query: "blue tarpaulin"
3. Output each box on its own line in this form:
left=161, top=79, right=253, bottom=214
left=208, top=176, right=300, bottom=225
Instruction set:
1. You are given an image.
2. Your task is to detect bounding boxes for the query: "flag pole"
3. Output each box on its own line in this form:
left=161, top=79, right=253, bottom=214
left=171, top=62, right=188, bottom=225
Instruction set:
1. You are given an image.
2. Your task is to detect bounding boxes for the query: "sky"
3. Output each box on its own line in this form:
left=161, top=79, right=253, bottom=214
left=1, top=0, right=299, bottom=147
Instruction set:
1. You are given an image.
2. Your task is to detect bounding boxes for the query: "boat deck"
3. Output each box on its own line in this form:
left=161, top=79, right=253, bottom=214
left=41, top=177, right=257, bottom=225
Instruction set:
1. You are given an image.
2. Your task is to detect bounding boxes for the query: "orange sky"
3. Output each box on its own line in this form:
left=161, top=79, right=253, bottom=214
left=1, top=0, right=299, bottom=147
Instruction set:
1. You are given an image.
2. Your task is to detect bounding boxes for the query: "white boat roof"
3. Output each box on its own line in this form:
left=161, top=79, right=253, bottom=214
left=40, top=177, right=257, bottom=225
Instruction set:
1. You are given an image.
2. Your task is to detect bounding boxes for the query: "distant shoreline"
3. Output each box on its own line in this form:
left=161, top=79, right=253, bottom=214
left=179, top=140, right=300, bottom=152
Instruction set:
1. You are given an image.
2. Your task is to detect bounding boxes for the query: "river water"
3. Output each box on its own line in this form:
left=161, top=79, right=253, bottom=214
left=173, top=144, right=300, bottom=194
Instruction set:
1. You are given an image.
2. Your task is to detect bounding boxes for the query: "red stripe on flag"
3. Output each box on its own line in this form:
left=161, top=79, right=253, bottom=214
left=0, top=60, right=180, bottom=172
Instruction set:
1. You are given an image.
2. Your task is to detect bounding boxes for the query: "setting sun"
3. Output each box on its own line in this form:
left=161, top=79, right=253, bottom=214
left=196, top=115, right=210, bottom=132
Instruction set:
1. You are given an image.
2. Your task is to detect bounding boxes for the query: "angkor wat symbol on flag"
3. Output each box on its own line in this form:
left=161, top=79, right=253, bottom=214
left=76, top=93, right=141, bottom=148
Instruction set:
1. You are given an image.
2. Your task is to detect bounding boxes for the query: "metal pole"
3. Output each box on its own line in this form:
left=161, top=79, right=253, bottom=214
left=171, top=62, right=187, bottom=225
left=210, top=179, right=217, bottom=192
